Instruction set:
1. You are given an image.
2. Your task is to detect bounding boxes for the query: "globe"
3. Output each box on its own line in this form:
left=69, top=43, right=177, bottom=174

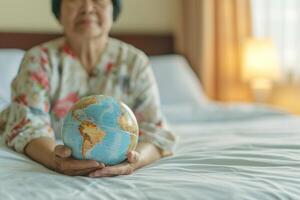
left=62, top=95, right=139, bottom=165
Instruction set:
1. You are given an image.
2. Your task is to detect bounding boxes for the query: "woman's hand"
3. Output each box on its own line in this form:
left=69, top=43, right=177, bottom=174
left=89, top=142, right=162, bottom=178
left=89, top=151, right=141, bottom=177
left=52, top=145, right=105, bottom=176
left=25, top=137, right=105, bottom=176
left=25, top=138, right=163, bottom=177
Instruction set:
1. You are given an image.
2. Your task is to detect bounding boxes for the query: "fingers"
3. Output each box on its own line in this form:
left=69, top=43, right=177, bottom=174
left=89, top=151, right=141, bottom=177
left=57, top=158, right=104, bottom=171
left=89, top=162, right=134, bottom=178
left=53, top=145, right=107, bottom=176
left=64, top=167, right=104, bottom=176
left=55, top=159, right=105, bottom=176
left=127, top=151, right=140, bottom=164
left=54, top=147, right=139, bottom=177
left=55, top=145, right=72, bottom=158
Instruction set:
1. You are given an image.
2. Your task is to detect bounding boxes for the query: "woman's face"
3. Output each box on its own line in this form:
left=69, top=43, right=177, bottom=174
left=60, top=0, right=113, bottom=39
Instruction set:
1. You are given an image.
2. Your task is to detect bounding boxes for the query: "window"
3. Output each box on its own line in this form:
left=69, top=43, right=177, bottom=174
left=251, top=0, right=300, bottom=83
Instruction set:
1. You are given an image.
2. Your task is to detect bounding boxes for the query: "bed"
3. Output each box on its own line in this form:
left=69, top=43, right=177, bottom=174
left=1, top=33, right=300, bottom=200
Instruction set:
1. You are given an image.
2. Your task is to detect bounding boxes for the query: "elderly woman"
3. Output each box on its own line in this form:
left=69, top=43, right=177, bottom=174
left=0, top=0, right=176, bottom=177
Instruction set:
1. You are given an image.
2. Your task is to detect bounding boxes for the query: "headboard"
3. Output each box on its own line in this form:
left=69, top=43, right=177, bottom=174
left=0, top=32, right=174, bottom=56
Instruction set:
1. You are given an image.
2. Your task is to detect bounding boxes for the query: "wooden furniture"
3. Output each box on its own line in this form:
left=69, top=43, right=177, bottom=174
left=0, top=32, right=174, bottom=56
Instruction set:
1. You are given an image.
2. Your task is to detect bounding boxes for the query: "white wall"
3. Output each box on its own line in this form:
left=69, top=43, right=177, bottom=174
left=0, top=0, right=179, bottom=34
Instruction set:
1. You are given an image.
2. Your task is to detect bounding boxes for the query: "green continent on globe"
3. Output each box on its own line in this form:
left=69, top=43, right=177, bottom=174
left=79, top=120, right=106, bottom=159
left=71, top=96, right=98, bottom=121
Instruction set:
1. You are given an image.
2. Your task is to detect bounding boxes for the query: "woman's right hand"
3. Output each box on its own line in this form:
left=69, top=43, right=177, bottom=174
left=52, top=145, right=105, bottom=176
left=25, top=137, right=104, bottom=176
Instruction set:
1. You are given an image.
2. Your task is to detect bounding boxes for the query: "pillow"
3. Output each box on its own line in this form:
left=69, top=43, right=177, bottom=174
left=0, top=49, right=25, bottom=102
left=0, top=51, right=206, bottom=106
left=149, top=54, right=209, bottom=106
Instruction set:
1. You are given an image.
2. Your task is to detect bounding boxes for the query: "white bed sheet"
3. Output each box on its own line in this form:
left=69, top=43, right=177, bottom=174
left=1, top=52, right=300, bottom=199
left=1, top=110, right=300, bottom=200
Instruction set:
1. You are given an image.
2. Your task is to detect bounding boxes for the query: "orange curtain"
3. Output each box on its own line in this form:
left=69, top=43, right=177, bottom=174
left=176, top=0, right=252, bottom=101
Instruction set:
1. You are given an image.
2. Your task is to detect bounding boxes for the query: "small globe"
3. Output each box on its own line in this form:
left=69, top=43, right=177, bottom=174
left=62, top=95, right=139, bottom=165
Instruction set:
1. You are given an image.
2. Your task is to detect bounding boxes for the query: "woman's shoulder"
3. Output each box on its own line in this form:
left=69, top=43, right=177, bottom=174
left=25, top=37, right=65, bottom=57
left=107, top=37, right=149, bottom=62
left=17, top=38, right=65, bottom=74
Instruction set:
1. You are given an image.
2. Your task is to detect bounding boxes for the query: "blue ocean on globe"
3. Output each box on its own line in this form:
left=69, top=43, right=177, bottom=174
left=62, top=95, right=139, bottom=165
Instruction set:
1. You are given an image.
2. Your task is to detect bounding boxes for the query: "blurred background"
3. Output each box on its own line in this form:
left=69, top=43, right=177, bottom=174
left=0, top=0, right=299, bottom=114
left=0, top=0, right=179, bottom=34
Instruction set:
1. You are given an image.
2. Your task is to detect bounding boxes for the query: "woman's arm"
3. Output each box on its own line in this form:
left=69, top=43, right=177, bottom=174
left=25, top=137, right=104, bottom=176
left=2, top=47, right=104, bottom=176
left=25, top=137, right=56, bottom=168
left=89, top=141, right=162, bottom=177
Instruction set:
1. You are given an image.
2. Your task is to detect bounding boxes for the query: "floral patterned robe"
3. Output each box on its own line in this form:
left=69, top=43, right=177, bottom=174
left=0, top=37, right=176, bottom=156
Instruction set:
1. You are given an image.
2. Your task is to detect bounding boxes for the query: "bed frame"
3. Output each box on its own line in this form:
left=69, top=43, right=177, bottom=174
left=0, top=32, right=174, bottom=56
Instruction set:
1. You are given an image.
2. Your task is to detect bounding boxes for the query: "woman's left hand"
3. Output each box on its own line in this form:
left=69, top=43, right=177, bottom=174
left=89, top=151, right=141, bottom=177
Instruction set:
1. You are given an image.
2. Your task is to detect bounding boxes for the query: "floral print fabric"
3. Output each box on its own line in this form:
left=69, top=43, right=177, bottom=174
left=0, top=38, right=176, bottom=156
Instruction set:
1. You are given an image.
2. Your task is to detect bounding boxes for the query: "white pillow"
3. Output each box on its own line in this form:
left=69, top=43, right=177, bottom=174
left=0, top=51, right=207, bottom=107
left=149, top=54, right=208, bottom=106
left=0, top=49, right=25, bottom=102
